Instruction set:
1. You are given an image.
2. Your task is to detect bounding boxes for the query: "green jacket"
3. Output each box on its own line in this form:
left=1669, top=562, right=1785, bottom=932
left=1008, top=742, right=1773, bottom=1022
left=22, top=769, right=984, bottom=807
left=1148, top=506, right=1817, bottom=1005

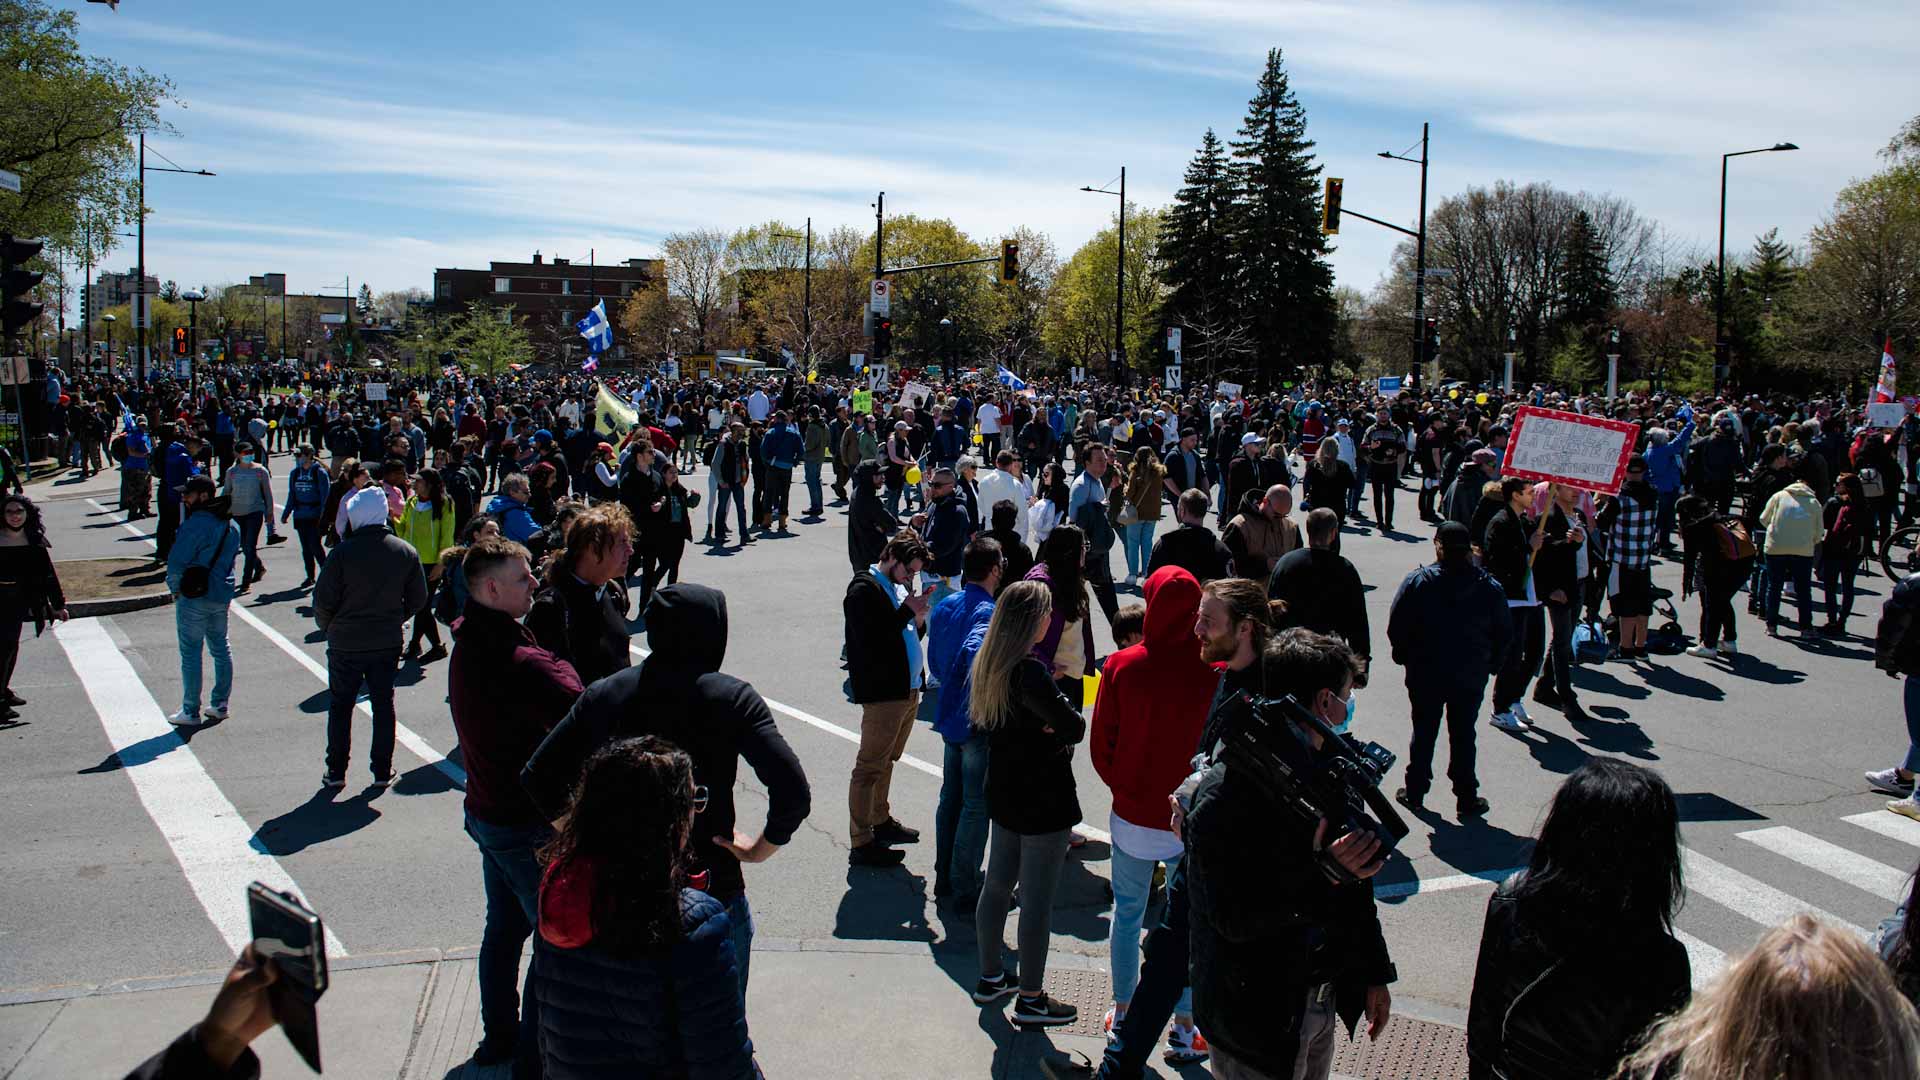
left=396, top=497, right=458, bottom=566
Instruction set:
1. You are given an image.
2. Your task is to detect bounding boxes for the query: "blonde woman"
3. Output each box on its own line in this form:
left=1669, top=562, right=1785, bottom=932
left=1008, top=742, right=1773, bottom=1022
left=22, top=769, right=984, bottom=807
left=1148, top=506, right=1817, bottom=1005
left=969, top=580, right=1086, bottom=1028
left=1119, top=446, right=1166, bottom=586
left=1615, top=913, right=1920, bottom=1080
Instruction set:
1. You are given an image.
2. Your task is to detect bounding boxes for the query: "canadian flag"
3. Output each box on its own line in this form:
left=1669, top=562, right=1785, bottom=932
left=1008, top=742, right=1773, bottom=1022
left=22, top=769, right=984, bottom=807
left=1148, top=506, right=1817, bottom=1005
left=1875, top=337, right=1899, bottom=403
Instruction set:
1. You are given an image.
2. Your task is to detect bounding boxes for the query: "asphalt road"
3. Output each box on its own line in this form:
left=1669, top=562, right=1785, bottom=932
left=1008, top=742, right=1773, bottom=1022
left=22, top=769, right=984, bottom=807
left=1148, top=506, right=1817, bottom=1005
left=4, top=461, right=1911, bottom=1020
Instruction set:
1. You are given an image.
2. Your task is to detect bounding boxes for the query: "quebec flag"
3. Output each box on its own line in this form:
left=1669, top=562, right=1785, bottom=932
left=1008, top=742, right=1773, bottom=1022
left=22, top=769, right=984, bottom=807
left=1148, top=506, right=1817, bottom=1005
left=997, top=365, right=1027, bottom=391
left=575, top=301, right=613, bottom=355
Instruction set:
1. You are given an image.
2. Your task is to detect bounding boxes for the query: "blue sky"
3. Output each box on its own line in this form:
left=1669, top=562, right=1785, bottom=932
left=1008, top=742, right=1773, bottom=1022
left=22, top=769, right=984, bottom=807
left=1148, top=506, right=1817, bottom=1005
left=62, top=0, right=1916, bottom=309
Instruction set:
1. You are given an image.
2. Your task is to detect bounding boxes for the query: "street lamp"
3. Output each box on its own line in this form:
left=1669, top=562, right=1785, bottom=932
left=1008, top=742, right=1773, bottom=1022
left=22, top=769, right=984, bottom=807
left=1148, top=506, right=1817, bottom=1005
left=135, top=133, right=214, bottom=384
left=1079, top=166, right=1128, bottom=384
left=101, top=313, right=116, bottom=377
left=181, top=289, right=203, bottom=397
left=1715, top=141, right=1798, bottom=394
left=1379, top=123, right=1431, bottom=381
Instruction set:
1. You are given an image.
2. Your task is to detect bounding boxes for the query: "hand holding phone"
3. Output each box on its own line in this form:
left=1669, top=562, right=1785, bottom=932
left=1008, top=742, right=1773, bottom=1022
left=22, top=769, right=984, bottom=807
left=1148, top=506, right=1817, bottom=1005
left=248, top=883, right=328, bottom=1073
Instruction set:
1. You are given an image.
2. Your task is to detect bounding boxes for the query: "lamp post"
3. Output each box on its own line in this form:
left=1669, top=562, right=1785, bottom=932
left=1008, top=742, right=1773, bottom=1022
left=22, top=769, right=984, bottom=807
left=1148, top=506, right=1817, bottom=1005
left=1079, top=167, right=1127, bottom=385
left=1715, top=141, right=1797, bottom=395
left=1379, top=123, right=1431, bottom=379
left=939, top=316, right=955, bottom=371
left=135, top=133, right=214, bottom=384
left=102, top=313, right=116, bottom=378
left=182, top=289, right=203, bottom=397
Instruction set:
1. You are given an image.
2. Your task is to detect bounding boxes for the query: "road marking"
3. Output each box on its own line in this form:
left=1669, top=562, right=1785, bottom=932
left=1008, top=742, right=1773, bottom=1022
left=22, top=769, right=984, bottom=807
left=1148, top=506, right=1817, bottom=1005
left=1681, top=846, right=1864, bottom=936
left=87, top=497, right=466, bottom=789
left=1373, top=866, right=1524, bottom=899
left=57, top=618, right=349, bottom=958
left=1673, top=929, right=1728, bottom=989
left=1845, top=810, right=1920, bottom=848
left=1737, top=826, right=1911, bottom=903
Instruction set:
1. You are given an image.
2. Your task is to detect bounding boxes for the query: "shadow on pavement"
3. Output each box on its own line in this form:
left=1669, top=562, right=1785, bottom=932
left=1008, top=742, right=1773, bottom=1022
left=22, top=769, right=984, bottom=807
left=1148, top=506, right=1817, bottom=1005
left=1048, top=845, right=1116, bottom=944
left=1639, top=662, right=1726, bottom=702
left=1377, top=806, right=1534, bottom=906
left=1725, top=656, right=1808, bottom=685
left=1568, top=709, right=1657, bottom=760
left=833, top=867, right=935, bottom=944
left=79, top=724, right=199, bottom=774
left=251, top=787, right=383, bottom=855
left=1570, top=665, right=1651, bottom=700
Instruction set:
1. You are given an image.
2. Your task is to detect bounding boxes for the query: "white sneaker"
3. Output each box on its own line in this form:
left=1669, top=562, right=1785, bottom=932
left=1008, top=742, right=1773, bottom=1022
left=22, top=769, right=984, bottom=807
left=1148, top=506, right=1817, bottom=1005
left=167, top=709, right=203, bottom=727
left=1686, top=644, right=1719, bottom=659
left=202, top=704, right=229, bottom=722
left=1720, top=640, right=1739, bottom=657
left=1868, top=768, right=1916, bottom=797
left=1510, top=701, right=1532, bottom=724
left=1891, top=798, right=1920, bottom=823
left=1102, top=1006, right=1121, bottom=1048
left=1490, top=711, right=1528, bottom=733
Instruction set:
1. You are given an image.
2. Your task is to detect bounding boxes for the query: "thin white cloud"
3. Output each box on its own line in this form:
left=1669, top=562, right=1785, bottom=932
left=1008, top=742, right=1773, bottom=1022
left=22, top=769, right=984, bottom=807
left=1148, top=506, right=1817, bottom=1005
left=84, top=16, right=366, bottom=67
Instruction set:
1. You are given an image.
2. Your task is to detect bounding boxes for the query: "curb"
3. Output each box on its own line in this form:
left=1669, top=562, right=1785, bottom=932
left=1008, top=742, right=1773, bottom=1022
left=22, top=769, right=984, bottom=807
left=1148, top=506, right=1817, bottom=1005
left=67, top=589, right=172, bottom=618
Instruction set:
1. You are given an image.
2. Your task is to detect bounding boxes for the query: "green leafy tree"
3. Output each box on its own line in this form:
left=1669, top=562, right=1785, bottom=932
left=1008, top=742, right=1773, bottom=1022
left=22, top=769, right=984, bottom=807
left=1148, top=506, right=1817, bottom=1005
left=1228, top=48, right=1335, bottom=383
left=1042, top=206, right=1164, bottom=376
left=0, top=1, right=173, bottom=260
left=857, top=215, right=993, bottom=367
left=1780, top=157, right=1920, bottom=391
left=981, top=224, right=1058, bottom=374
left=1159, top=128, right=1247, bottom=377
left=448, top=300, right=532, bottom=376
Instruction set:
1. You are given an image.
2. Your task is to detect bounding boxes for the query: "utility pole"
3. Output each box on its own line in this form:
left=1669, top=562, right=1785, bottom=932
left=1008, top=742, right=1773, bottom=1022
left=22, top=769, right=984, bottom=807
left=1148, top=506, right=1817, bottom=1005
left=136, top=132, right=146, bottom=383
left=1412, top=122, right=1429, bottom=379
left=803, top=216, right=813, bottom=366
left=874, top=192, right=884, bottom=279
left=1116, top=166, right=1126, bottom=383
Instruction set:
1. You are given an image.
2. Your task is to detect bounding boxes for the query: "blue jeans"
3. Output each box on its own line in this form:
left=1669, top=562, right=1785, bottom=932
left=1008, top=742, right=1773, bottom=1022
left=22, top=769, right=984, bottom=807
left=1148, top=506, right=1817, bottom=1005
left=713, top=484, right=748, bottom=538
left=1764, top=553, right=1814, bottom=629
left=934, top=730, right=991, bottom=899
left=234, top=511, right=264, bottom=584
left=1099, top=860, right=1191, bottom=1079
left=175, top=597, right=232, bottom=714
left=1109, top=844, right=1191, bottom=1015
left=1903, top=677, right=1920, bottom=774
left=1121, top=519, right=1156, bottom=578
left=723, top=891, right=754, bottom=1001
left=324, top=646, right=399, bottom=778
left=464, top=814, right=549, bottom=1064
left=803, top=460, right=824, bottom=512
left=1656, top=489, right=1681, bottom=550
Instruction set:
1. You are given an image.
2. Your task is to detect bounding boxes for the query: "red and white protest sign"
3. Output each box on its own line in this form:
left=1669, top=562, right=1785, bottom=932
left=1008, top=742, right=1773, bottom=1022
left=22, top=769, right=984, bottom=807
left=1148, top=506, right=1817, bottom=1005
left=1500, top=405, right=1641, bottom=495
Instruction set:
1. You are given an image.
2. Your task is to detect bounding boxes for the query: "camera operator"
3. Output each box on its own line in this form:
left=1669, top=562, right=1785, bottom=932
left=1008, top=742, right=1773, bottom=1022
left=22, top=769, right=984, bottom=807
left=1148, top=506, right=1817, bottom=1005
left=1185, top=627, right=1396, bottom=1079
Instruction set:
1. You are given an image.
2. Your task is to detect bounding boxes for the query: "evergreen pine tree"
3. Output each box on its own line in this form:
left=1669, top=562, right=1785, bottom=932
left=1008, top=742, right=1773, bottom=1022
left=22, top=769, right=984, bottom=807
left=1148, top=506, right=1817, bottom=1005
left=1746, top=227, right=1798, bottom=300
left=1158, top=128, right=1245, bottom=374
left=1227, top=48, right=1335, bottom=382
left=1556, top=209, right=1614, bottom=337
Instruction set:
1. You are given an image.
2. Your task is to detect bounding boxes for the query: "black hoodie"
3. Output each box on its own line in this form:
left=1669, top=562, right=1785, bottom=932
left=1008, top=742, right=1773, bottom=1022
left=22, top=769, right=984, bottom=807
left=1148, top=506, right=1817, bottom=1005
left=520, top=583, right=812, bottom=901
left=847, top=459, right=899, bottom=570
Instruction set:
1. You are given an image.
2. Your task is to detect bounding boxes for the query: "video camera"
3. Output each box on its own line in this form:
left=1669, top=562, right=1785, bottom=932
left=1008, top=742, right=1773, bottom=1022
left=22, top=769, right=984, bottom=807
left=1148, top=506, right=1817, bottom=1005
left=1219, top=693, right=1409, bottom=885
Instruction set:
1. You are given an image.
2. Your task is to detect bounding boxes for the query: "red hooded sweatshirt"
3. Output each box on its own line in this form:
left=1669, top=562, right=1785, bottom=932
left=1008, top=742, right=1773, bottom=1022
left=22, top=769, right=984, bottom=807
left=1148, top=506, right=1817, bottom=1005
left=1090, top=566, right=1219, bottom=830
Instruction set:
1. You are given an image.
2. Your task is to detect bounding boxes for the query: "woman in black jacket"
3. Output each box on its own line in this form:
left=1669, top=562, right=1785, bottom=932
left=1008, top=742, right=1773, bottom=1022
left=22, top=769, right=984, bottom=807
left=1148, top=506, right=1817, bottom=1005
left=533, top=735, right=760, bottom=1080
left=637, top=462, right=696, bottom=618
left=1467, top=758, right=1689, bottom=1079
left=1529, top=484, right=1591, bottom=723
left=847, top=459, right=902, bottom=571
left=1677, top=494, right=1755, bottom=659
left=1485, top=477, right=1546, bottom=730
left=969, top=580, right=1085, bottom=1027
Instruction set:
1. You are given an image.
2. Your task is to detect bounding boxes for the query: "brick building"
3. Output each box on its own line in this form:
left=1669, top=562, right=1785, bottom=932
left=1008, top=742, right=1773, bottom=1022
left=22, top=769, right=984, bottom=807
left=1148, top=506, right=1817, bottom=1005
left=80, top=267, right=158, bottom=324
left=432, top=252, right=656, bottom=354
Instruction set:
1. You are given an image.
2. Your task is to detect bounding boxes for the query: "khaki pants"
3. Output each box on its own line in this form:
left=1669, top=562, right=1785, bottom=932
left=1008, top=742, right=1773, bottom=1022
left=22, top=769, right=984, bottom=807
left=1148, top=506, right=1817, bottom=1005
left=849, top=692, right=919, bottom=847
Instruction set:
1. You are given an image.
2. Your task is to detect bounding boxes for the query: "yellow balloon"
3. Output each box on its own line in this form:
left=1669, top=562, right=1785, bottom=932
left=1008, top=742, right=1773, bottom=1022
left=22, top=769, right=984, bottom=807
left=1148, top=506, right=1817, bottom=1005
left=268, top=420, right=278, bottom=428
left=1475, top=392, right=1490, bottom=405
left=906, top=465, right=923, bottom=485
left=1447, top=389, right=1460, bottom=400
left=972, top=432, right=983, bottom=445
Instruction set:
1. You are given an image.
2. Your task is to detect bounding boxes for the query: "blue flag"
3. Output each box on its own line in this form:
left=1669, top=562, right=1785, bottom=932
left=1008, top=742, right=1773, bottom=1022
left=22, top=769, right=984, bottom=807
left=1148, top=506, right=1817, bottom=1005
left=575, top=300, right=613, bottom=355
left=996, top=365, right=1026, bottom=391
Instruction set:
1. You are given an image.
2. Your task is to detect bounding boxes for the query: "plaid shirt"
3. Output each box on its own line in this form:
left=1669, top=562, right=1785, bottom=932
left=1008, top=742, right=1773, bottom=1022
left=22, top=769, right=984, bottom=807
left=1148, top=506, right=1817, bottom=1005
left=1607, top=496, right=1658, bottom=570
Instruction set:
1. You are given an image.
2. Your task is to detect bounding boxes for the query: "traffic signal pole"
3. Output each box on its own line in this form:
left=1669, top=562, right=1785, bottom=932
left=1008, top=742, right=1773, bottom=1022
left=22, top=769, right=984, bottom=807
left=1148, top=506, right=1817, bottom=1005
left=1412, top=122, right=1428, bottom=380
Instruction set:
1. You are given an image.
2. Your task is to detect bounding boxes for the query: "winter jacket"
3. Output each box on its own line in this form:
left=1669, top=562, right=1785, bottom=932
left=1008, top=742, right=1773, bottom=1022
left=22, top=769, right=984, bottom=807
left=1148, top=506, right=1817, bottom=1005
left=484, top=492, right=541, bottom=545
left=312, top=524, right=428, bottom=653
left=921, top=492, right=971, bottom=578
left=1145, top=522, right=1232, bottom=584
left=1878, top=574, right=1920, bottom=678
left=1483, top=508, right=1537, bottom=602
left=165, top=510, right=241, bottom=603
left=1466, top=875, right=1689, bottom=1080
left=1758, top=481, right=1821, bottom=556
left=1268, top=547, right=1371, bottom=660
left=928, top=584, right=995, bottom=743
left=395, top=498, right=457, bottom=567
left=982, top=657, right=1086, bottom=835
left=1304, top=460, right=1353, bottom=516
left=160, top=441, right=199, bottom=505
left=448, top=602, right=584, bottom=828
left=526, top=573, right=633, bottom=688
left=522, top=584, right=811, bottom=902
left=846, top=461, right=900, bottom=571
left=844, top=568, right=920, bottom=703
left=1222, top=508, right=1301, bottom=580
left=1389, top=561, right=1514, bottom=694
left=1089, top=568, right=1215, bottom=832
left=761, top=423, right=803, bottom=471
left=282, top=462, right=330, bottom=523
left=533, top=867, right=757, bottom=1080
left=1644, top=413, right=1694, bottom=494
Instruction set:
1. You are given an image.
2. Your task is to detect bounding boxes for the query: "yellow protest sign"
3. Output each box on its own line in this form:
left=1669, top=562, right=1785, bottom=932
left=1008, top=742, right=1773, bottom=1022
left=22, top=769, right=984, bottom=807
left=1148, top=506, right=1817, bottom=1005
left=852, top=389, right=874, bottom=414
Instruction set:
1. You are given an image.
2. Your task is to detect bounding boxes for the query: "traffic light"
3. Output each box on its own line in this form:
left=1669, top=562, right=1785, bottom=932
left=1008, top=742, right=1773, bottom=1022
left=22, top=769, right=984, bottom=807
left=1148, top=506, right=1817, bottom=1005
left=873, top=316, right=892, bottom=359
left=1, top=235, right=45, bottom=344
left=1321, top=178, right=1343, bottom=235
left=172, top=326, right=189, bottom=356
left=999, top=240, right=1020, bottom=283
left=80, top=284, right=92, bottom=328
left=1424, top=316, right=1439, bottom=360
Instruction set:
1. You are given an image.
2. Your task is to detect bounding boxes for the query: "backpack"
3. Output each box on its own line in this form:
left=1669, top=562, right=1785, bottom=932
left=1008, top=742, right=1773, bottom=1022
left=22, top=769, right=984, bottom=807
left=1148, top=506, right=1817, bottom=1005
left=1861, top=466, right=1887, bottom=500
left=1713, top=518, right=1759, bottom=563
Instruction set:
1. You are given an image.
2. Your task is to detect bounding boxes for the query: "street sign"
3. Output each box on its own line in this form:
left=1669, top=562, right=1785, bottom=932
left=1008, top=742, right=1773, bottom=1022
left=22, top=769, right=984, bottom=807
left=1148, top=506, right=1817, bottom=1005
left=1166, top=327, right=1181, bottom=352
left=869, top=279, right=890, bottom=316
left=1164, top=366, right=1182, bottom=390
left=0, top=170, right=18, bottom=194
left=1071, top=366, right=1085, bottom=385
left=0, top=356, right=26, bottom=386
left=174, top=356, right=191, bottom=379
left=868, top=364, right=889, bottom=391
left=319, top=312, right=347, bottom=325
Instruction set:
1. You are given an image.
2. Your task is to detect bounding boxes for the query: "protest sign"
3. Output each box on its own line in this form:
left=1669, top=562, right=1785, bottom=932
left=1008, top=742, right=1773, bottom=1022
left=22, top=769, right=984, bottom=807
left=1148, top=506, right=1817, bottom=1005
left=901, top=380, right=933, bottom=408
left=1378, top=376, right=1404, bottom=398
left=851, top=389, right=874, bottom=415
left=1501, top=405, right=1641, bottom=495
left=364, top=383, right=388, bottom=401
left=1217, top=381, right=1243, bottom=399
left=1868, top=401, right=1908, bottom=428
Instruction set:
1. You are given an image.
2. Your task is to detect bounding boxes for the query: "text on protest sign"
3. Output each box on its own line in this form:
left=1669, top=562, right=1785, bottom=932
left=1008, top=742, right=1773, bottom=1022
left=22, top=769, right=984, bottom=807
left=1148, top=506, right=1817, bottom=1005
left=1868, top=402, right=1908, bottom=428
left=1500, top=405, right=1640, bottom=495
left=900, top=381, right=933, bottom=408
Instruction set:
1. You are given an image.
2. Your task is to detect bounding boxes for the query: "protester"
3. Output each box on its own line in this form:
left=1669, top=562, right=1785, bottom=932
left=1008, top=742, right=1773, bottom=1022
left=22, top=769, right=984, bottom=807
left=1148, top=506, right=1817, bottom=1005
left=313, top=486, right=428, bottom=787
left=532, top=736, right=760, bottom=1079
left=485, top=473, right=543, bottom=547
left=1485, top=477, right=1547, bottom=732
left=447, top=537, right=584, bottom=1072
left=1147, top=488, right=1232, bottom=584
left=929, top=537, right=1003, bottom=911
left=1678, top=494, right=1756, bottom=662
left=976, top=450, right=1034, bottom=547
left=163, top=477, right=238, bottom=729
left=637, top=461, right=695, bottom=616
left=1466, top=759, right=1690, bottom=1078
left=1268, top=508, right=1370, bottom=666
left=281, top=444, right=331, bottom=588
left=1117, top=446, right=1166, bottom=586
left=1818, top=472, right=1871, bottom=637
left=220, top=442, right=277, bottom=592
left=970, top=580, right=1086, bottom=1027
left=1757, top=457, right=1823, bottom=637
left=1027, top=524, right=1097, bottom=707
left=1873, top=572, right=1920, bottom=821
left=526, top=503, right=634, bottom=686
left=1222, top=483, right=1301, bottom=581
left=396, top=468, right=458, bottom=664
left=1596, top=456, right=1657, bottom=659
left=0, top=494, right=63, bottom=721
left=843, top=531, right=933, bottom=867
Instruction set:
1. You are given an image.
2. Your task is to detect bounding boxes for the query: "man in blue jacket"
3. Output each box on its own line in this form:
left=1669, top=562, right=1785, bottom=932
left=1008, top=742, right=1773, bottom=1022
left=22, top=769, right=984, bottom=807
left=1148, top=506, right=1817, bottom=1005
left=927, top=537, right=1002, bottom=910
left=1645, top=402, right=1694, bottom=553
left=760, top=410, right=805, bottom=532
left=157, top=429, right=205, bottom=561
left=483, top=474, right=542, bottom=545
left=165, top=477, right=240, bottom=728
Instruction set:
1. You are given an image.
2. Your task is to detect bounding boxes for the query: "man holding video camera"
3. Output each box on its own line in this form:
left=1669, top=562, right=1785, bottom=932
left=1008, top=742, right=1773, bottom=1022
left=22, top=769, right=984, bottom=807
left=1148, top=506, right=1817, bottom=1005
left=1184, top=627, right=1397, bottom=1080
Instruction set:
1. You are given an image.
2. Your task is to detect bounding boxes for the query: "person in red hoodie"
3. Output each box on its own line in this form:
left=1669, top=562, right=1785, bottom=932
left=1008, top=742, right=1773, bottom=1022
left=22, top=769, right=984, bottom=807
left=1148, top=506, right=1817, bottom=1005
left=1089, top=565, right=1218, bottom=1065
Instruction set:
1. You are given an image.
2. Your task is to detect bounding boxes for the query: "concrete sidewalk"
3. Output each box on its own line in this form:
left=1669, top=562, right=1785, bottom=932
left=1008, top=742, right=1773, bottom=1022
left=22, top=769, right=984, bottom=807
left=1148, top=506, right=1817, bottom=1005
left=0, top=938, right=1466, bottom=1079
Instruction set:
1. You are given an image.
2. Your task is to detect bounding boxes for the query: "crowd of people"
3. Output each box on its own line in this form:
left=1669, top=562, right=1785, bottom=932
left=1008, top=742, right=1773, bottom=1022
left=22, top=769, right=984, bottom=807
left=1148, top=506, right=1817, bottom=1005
left=34, top=354, right=1920, bottom=1080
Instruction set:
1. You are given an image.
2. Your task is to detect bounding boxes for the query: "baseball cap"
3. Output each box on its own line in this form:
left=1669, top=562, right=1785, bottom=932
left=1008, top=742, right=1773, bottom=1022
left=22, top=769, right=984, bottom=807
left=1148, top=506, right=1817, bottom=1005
left=1240, top=432, right=1263, bottom=446
left=1436, top=520, right=1473, bottom=551
left=1335, top=417, right=1351, bottom=427
left=534, top=429, right=554, bottom=444
left=1471, top=447, right=1498, bottom=465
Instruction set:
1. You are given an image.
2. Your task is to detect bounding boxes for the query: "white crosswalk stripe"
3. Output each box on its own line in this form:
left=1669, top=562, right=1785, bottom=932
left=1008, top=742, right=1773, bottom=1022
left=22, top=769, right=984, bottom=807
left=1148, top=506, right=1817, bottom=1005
left=1680, top=846, right=1865, bottom=937
left=1845, top=810, right=1920, bottom=848
left=1673, top=929, right=1728, bottom=988
left=1737, top=826, right=1912, bottom=904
